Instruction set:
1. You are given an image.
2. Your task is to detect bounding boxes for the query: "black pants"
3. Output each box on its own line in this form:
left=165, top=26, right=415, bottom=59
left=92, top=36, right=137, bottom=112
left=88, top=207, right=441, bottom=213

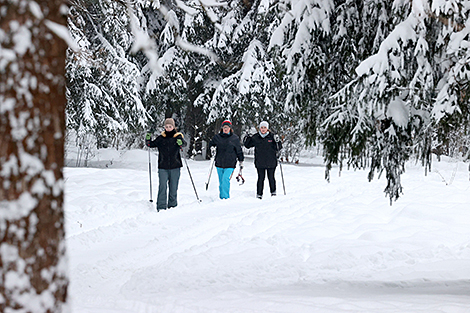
left=257, top=167, right=276, bottom=196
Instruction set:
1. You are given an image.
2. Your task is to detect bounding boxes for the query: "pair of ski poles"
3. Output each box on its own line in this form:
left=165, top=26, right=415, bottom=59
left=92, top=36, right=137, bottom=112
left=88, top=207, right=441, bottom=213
left=147, top=146, right=202, bottom=203
left=204, top=154, right=244, bottom=190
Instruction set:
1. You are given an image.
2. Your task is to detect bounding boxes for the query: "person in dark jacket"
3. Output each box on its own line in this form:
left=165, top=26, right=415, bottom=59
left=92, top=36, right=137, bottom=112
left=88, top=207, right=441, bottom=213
left=209, top=120, right=244, bottom=199
left=244, top=121, right=282, bottom=199
left=146, top=118, right=187, bottom=211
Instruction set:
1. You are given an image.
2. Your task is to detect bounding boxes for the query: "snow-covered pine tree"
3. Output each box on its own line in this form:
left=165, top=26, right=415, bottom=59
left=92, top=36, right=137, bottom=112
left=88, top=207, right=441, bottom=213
left=136, top=1, right=183, bottom=131
left=1, top=1, right=68, bottom=310
left=203, top=0, right=264, bottom=129
left=209, top=40, right=277, bottom=126
left=327, top=0, right=450, bottom=202
left=132, top=0, right=229, bottom=156
left=168, top=0, right=267, bottom=152
left=269, top=0, right=333, bottom=145
left=201, top=0, right=314, bottom=161
left=276, top=0, right=395, bottom=173
left=432, top=0, right=470, bottom=161
left=67, top=0, right=148, bottom=149
left=181, top=7, right=220, bottom=157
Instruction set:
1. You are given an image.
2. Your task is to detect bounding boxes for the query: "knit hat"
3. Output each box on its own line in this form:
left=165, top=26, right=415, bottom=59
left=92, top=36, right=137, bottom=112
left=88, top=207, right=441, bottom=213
left=164, top=118, right=175, bottom=128
left=259, top=121, right=269, bottom=129
left=221, top=120, right=232, bottom=128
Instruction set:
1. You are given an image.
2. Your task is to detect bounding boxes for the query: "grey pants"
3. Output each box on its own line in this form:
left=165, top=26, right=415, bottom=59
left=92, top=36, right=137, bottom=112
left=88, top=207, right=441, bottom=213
left=157, top=168, right=181, bottom=211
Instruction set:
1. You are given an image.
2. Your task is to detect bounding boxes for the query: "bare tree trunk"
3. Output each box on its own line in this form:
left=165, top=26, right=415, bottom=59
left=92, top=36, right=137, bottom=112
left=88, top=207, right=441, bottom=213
left=0, top=0, right=68, bottom=311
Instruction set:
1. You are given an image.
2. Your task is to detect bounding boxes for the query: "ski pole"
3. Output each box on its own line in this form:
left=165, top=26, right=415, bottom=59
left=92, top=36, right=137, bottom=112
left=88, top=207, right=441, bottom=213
left=279, top=160, right=286, bottom=195
left=148, top=146, right=153, bottom=202
left=182, top=148, right=202, bottom=203
left=272, top=133, right=286, bottom=195
left=205, top=155, right=215, bottom=190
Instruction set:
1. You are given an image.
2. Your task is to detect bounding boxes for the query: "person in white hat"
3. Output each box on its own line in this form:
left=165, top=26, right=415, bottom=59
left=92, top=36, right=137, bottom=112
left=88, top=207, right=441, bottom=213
left=244, top=121, right=282, bottom=199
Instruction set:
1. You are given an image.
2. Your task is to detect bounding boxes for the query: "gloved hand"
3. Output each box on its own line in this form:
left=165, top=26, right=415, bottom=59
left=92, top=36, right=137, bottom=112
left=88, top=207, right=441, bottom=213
left=274, top=134, right=280, bottom=142
left=239, top=161, right=244, bottom=170
left=210, top=146, right=216, bottom=156
left=176, top=139, right=183, bottom=146
left=145, top=133, right=151, bottom=140
left=243, top=134, right=250, bottom=143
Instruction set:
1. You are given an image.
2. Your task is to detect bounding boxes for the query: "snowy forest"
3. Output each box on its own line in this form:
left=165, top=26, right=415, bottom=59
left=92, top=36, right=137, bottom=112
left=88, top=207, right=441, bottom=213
left=2, top=1, right=470, bottom=311
left=66, top=0, right=470, bottom=202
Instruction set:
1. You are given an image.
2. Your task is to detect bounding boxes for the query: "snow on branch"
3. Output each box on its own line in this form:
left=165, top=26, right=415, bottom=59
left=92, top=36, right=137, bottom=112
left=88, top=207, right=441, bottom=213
left=268, top=0, right=332, bottom=74
left=27, top=1, right=78, bottom=51
left=238, top=40, right=265, bottom=94
left=176, top=38, right=219, bottom=63
left=198, top=0, right=227, bottom=25
left=128, top=0, right=221, bottom=77
left=45, top=20, right=79, bottom=51
left=127, top=1, right=163, bottom=76
left=175, top=0, right=199, bottom=15
left=355, top=14, right=418, bottom=78
left=356, top=0, right=432, bottom=79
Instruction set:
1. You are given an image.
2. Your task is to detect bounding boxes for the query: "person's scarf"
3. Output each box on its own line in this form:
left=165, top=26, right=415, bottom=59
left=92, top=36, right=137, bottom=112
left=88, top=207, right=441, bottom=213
left=259, top=131, right=269, bottom=138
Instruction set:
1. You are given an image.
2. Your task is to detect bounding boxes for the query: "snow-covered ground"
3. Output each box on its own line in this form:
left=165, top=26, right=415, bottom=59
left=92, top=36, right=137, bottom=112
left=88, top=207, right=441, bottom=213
left=65, top=148, right=470, bottom=312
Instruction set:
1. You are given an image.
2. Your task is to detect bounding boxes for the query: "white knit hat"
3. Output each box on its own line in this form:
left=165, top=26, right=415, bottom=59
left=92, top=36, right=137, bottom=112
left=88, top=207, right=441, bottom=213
left=259, top=121, right=269, bottom=129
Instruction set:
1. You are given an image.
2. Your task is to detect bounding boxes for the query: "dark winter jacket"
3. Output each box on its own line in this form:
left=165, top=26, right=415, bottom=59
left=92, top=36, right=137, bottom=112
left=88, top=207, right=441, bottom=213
left=209, top=131, right=244, bottom=168
left=146, top=130, right=187, bottom=169
left=244, top=132, right=282, bottom=169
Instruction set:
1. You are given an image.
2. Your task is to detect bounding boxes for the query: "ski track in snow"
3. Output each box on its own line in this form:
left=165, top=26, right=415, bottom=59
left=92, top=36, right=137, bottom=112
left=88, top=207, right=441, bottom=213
left=65, top=150, right=470, bottom=312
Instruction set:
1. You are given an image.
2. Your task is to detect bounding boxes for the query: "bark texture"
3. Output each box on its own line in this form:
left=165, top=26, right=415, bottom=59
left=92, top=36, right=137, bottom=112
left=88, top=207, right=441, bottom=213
left=0, top=0, right=68, bottom=311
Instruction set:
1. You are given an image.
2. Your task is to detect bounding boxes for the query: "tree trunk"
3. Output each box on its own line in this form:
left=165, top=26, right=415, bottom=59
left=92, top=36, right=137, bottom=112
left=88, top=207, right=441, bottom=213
left=0, top=0, right=68, bottom=311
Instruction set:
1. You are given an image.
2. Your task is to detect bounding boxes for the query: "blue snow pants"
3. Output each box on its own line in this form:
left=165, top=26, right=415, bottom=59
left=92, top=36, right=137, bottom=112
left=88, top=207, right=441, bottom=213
left=157, top=168, right=181, bottom=211
left=216, top=167, right=234, bottom=199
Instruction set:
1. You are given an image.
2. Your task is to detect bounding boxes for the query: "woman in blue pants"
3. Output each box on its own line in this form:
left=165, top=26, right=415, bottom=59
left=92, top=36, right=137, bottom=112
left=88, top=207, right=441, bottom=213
left=209, top=120, right=244, bottom=199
